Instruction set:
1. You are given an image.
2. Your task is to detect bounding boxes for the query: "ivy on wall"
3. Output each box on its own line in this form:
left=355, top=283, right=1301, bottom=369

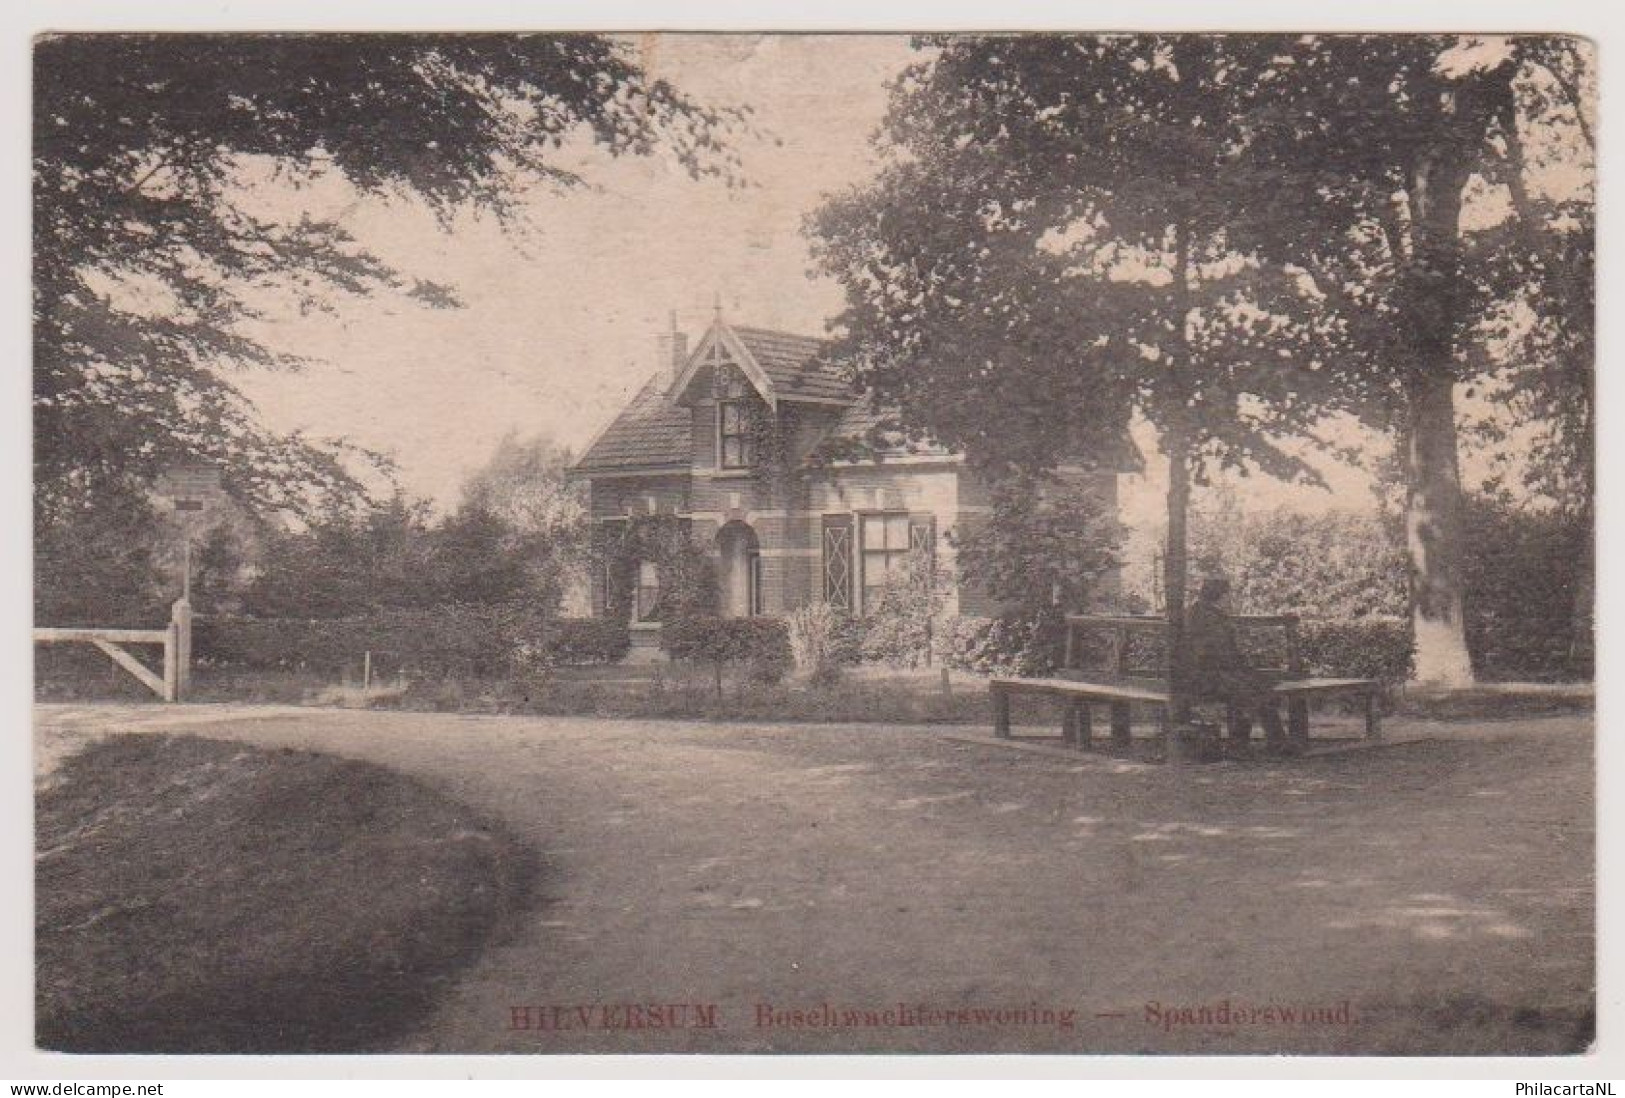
left=595, top=514, right=718, bottom=624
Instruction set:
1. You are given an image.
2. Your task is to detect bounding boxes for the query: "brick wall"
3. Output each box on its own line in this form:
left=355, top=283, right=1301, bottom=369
left=587, top=475, right=690, bottom=521
left=582, top=442, right=1127, bottom=625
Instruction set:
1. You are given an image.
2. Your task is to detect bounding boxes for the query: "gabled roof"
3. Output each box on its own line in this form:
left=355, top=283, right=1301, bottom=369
left=668, top=320, right=853, bottom=410
left=571, top=375, right=691, bottom=474
left=574, top=318, right=856, bottom=474
left=730, top=326, right=853, bottom=403
left=570, top=318, right=1141, bottom=476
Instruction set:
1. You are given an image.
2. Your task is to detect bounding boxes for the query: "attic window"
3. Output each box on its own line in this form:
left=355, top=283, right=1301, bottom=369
left=716, top=368, right=755, bottom=469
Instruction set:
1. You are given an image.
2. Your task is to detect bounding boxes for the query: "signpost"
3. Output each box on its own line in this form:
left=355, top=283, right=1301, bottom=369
left=154, top=462, right=224, bottom=700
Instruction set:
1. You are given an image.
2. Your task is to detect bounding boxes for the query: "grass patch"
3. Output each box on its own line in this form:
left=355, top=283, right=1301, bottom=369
left=1392, top=683, right=1595, bottom=722
left=36, top=733, right=533, bottom=1053
left=37, top=656, right=1595, bottom=727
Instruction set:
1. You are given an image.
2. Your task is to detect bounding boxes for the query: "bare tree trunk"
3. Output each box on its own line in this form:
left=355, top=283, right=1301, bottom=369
left=1164, top=222, right=1195, bottom=723
left=1403, top=370, right=1474, bottom=685
left=1164, top=416, right=1192, bottom=723
left=1402, top=147, right=1476, bottom=687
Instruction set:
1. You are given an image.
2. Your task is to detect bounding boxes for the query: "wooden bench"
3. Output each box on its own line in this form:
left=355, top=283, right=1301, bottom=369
left=988, top=614, right=1382, bottom=749
left=988, top=674, right=1157, bottom=749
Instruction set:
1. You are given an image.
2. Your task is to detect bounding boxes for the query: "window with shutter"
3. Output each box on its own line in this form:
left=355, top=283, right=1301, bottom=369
left=822, top=515, right=853, bottom=610
left=909, top=516, right=937, bottom=608
left=909, top=515, right=936, bottom=561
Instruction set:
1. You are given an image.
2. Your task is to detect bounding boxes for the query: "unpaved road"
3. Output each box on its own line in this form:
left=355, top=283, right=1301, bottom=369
left=35, top=703, right=1594, bottom=1055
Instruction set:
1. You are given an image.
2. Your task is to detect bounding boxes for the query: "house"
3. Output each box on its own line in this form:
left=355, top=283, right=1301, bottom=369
left=567, top=313, right=1130, bottom=656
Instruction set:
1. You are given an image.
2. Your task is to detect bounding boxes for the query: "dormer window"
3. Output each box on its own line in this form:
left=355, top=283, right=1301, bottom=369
left=716, top=368, right=756, bottom=469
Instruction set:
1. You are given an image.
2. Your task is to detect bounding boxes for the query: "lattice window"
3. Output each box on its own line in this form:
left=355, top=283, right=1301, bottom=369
left=822, top=516, right=853, bottom=610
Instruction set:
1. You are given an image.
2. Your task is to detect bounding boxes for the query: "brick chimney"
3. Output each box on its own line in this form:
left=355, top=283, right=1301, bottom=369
left=657, top=311, right=688, bottom=386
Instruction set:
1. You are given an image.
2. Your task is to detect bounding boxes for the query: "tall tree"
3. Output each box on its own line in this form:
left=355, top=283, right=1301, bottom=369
left=455, top=431, right=588, bottom=612
left=34, top=34, right=740, bottom=527
left=811, top=35, right=1359, bottom=715
left=1239, top=35, right=1594, bottom=685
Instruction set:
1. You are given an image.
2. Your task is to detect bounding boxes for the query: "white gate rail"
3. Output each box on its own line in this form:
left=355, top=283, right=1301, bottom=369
left=34, top=600, right=192, bottom=702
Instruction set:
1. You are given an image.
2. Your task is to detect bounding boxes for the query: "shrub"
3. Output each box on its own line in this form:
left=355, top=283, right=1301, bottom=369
left=859, top=548, right=949, bottom=669
left=1180, top=493, right=1592, bottom=682
left=786, top=603, right=858, bottom=685
left=936, top=613, right=1060, bottom=677
left=540, top=618, right=630, bottom=667
left=1297, top=618, right=1414, bottom=685
left=661, top=615, right=792, bottom=692
left=952, top=475, right=1124, bottom=618
left=1182, top=498, right=1407, bottom=620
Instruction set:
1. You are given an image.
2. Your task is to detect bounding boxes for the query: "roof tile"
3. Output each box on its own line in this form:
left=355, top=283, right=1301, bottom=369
left=573, top=321, right=1142, bottom=474
left=573, top=375, right=691, bottom=471
left=732, top=326, right=854, bottom=402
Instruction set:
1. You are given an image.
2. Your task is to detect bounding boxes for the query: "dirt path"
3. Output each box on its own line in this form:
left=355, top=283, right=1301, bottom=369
left=34, top=703, right=1594, bottom=1055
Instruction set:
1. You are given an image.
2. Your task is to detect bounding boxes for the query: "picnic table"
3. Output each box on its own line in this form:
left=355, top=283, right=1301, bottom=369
left=988, top=614, right=1382, bottom=750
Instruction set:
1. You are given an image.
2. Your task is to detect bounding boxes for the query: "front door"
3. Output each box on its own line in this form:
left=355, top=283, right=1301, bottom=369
left=717, top=523, right=760, bottom=618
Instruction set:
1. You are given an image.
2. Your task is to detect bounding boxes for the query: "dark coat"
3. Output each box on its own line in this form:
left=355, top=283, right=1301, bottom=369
left=1184, top=600, right=1266, bottom=700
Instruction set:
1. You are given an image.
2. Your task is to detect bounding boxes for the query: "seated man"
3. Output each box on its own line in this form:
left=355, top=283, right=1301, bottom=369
left=1183, top=577, right=1286, bottom=750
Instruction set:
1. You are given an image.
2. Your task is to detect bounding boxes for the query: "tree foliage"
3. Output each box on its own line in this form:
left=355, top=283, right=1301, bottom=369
left=1184, top=496, right=1407, bottom=621
left=1231, top=34, right=1594, bottom=683
left=952, top=476, right=1124, bottom=617
left=244, top=494, right=438, bottom=618
left=457, top=431, right=588, bottom=610
left=243, top=491, right=553, bottom=618
left=811, top=36, right=1358, bottom=486
left=809, top=35, right=1366, bottom=707
left=34, top=33, right=741, bottom=525
left=811, top=33, right=1593, bottom=688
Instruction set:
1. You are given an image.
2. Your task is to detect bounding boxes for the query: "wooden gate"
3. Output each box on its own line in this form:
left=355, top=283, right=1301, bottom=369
left=34, top=599, right=192, bottom=702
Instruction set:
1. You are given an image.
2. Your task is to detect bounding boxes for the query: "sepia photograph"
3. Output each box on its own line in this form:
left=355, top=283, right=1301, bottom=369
left=29, top=29, right=1595, bottom=1058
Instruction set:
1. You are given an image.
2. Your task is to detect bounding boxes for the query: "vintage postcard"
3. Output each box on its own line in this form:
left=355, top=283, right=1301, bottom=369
left=30, top=31, right=1595, bottom=1058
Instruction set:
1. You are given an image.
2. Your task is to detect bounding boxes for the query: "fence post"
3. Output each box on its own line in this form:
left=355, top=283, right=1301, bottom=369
left=170, top=598, right=192, bottom=702
left=163, top=620, right=180, bottom=702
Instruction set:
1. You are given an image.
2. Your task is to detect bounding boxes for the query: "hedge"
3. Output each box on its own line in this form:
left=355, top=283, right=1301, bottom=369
left=1297, top=618, right=1414, bottom=685
left=195, top=605, right=631, bottom=678
left=660, top=615, right=793, bottom=685
left=540, top=618, right=631, bottom=667
left=936, top=614, right=1414, bottom=686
